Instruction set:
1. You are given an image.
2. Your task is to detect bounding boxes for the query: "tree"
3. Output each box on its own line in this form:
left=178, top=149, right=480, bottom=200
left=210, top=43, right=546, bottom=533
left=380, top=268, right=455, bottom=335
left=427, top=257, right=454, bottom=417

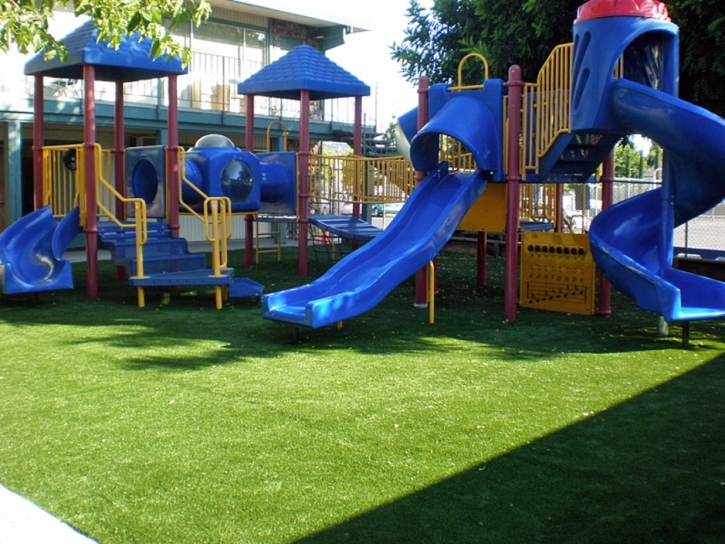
left=0, top=0, right=211, bottom=65
left=667, top=0, right=725, bottom=117
left=391, top=0, right=725, bottom=117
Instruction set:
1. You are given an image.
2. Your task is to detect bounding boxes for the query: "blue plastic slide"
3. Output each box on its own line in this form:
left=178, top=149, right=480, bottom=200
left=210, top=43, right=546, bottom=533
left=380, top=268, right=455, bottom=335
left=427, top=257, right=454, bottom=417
left=589, top=79, right=725, bottom=322
left=0, top=206, right=80, bottom=294
left=262, top=163, right=488, bottom=328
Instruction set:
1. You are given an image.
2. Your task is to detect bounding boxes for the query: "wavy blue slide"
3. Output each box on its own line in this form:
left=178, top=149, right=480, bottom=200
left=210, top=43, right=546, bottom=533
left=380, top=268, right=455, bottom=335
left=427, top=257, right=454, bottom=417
left=263, top=163, right=488, bottom=328
left=589, top=79, right=725, bottom=322
left=0, top=206, right=80, bottom=294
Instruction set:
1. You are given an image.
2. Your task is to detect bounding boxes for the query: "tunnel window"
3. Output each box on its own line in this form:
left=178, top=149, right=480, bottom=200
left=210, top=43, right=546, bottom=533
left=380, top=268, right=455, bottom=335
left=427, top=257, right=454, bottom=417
left=622, top=34, right=665, bottom=90
left=221, top=160, right=254, bottom=203
left=131, top=159, right=159, bottom=204
left=194, top=134, right=236, bottom=148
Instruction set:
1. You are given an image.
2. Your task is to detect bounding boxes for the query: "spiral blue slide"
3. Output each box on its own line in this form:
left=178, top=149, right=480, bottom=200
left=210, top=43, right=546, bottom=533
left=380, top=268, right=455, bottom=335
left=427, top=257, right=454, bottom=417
left=0, top=206, right=80, bottom=294
left=589, top=79, right=725, bottom=322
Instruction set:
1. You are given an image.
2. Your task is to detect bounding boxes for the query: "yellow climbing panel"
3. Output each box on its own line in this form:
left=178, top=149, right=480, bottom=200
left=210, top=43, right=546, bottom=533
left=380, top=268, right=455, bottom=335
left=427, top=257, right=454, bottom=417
left=520, top=231, right=596, bottom=315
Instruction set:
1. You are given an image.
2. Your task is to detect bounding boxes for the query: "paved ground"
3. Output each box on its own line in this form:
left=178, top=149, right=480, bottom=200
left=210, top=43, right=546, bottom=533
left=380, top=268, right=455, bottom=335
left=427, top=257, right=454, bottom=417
left=0, top=484, right=96, bottom=543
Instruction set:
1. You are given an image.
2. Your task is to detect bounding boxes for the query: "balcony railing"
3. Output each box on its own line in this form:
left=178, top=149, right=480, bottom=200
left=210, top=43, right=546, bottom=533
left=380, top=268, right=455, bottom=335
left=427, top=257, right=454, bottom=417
left=10, top=50, right=362, bottom=126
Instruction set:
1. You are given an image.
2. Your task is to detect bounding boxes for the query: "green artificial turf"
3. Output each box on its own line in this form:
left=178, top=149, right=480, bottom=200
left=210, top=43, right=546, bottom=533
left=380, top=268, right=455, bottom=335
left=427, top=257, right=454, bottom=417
left=0, top=248, right=724, bottom=543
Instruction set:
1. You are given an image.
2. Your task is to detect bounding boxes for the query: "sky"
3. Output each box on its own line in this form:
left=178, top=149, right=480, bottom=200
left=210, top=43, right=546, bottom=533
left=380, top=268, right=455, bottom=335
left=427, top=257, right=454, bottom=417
left=273, top=0, right=434, bottom=131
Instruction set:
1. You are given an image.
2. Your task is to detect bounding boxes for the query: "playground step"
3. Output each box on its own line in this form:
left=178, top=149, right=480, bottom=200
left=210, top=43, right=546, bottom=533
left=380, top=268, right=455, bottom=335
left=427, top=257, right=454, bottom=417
left=129, top=268, right=236, bottom=287
left=229, top=277, right=264, bottom=298
left=115, top=253, right=207, bottom=276
left=97, top=221, right=170, bottom=238
left=104, top=238, right=194, bottom=259
left=538, top=132, right=619, bottom=183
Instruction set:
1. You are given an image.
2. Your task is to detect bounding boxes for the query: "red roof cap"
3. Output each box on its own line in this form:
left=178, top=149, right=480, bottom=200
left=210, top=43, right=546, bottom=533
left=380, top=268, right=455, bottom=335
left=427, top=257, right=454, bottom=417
left=576, top=0, right=670, bottom=23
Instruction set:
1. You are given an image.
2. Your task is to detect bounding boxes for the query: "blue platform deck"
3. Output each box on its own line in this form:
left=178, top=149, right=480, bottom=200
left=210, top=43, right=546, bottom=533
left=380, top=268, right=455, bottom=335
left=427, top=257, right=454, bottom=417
left=309, top=215, right=383, bottom=242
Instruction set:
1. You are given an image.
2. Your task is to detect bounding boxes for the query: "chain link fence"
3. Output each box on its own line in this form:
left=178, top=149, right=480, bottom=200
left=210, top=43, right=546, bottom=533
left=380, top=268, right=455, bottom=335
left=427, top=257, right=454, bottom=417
left=563, top=178, right=724, bottom=257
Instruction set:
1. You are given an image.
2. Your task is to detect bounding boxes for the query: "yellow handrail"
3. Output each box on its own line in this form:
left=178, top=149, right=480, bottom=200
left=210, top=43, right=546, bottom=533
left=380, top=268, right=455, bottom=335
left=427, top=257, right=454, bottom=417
left=266, top=120, right=288, bottom=152
left=449, top=53, right=490, bottom=92
left=177, top=147, right=233, bottom=308
left=92, top=144, right=149, bottom=306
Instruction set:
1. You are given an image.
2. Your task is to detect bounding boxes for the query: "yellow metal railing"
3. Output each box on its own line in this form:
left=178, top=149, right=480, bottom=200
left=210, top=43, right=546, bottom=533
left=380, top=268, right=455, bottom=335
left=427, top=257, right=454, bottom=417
left=42, top=144, right=83, bottom=217
left=535, top=43, right=573, bottom=159
left=91, top=144, right=149, bottom=307
left=308, top=154, right=415, bottom=209
left=520, top=43, right=573, bottom=176
left=177, top=147, right=233, bottom=309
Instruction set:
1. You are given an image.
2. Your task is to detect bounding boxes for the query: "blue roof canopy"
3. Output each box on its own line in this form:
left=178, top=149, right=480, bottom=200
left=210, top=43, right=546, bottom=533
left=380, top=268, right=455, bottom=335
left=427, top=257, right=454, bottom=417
left=237, top=45, right=370, bottom=100
left=24, top=21, right=187, bottom=81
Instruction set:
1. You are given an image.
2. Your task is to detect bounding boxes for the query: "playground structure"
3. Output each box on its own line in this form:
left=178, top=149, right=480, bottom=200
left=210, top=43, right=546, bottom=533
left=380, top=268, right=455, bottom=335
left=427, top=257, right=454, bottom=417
left=262, top=0, right=725, bottom=329
left=2, top=0, right=724, bottom=335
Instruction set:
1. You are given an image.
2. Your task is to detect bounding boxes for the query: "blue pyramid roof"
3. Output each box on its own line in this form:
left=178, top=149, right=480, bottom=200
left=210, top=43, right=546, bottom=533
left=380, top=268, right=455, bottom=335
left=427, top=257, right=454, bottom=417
left=24, top=21, right=186, bottom=81
left=237, top=45, right=370, bottom=100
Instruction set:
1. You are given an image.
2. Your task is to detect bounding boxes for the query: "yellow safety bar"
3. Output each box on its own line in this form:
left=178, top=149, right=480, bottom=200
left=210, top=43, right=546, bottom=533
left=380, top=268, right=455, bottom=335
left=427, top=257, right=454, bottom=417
left=449, top=53, right=490, bottom=92
left=266, top=120, right=288, bottom=152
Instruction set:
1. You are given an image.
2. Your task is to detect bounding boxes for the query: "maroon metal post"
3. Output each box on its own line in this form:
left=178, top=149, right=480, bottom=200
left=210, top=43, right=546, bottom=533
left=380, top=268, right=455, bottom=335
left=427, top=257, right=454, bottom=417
left=596, top=152, right=614, bottom=317
left=352, top=95, right=364, bottom=228
left=83, top=64, right=99, bottom=299
left=166, top=74, right=180, bottom=239
left=414, top=76, right=430, bottom=307
left=504, top=65, right=524, bottom=321
left=114, top=81, right=126, bottom=281
left=298, top=89, right=311, bottom=276
left=113, top=81, right=125, bottom=219
left=245, top=94, right=256, bottom=268
left=477, top=231, right=488, bottom=286
left=32, top=76, right=44, bottom=210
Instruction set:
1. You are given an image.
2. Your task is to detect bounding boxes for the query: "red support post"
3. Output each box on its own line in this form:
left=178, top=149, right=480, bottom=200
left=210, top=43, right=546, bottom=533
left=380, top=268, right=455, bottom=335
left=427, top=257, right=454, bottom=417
left=114, top=81, right=126, bottom=281
left=298, top=90, right=311, bottom=276
left=596, top=152, right=614, bottom=317
left=504, top=65, right=524, bottom=321
left=166, top=74, right=180, bottom=239
left=32, top=76, right=44, bottom=210
left=83, top=64, right=99, bottom=299
left=113, top=81, right=125, bottom=220
left=245, top=94, right=255, bottom=268
left=477, top=232, right=488, bottom=286
left=414, top=76, right=430, bottom=307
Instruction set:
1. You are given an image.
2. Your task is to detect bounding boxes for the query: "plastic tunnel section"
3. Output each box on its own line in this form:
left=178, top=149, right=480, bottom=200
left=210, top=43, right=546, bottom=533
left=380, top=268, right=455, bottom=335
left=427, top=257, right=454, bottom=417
left=589, top=79, right=725, bottom=321
left=262, top=87, right=502, bottom=328
left=0, top=206, right=81, bottom=294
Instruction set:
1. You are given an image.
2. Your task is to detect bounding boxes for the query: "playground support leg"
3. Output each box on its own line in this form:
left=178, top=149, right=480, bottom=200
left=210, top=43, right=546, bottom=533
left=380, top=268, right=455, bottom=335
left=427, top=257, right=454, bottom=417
left=596, top=152, right=614, bottom=317
left=682, top=321, right=690, bottom=349
left=415, top=76, right=430, bottom=307
left=504, top=66, right=523, bottom=321
left=477, top=232, right=488, bottom=286
left=245, top=214, right=255, bottom=268
left=83, top=65, right=99, bottom=300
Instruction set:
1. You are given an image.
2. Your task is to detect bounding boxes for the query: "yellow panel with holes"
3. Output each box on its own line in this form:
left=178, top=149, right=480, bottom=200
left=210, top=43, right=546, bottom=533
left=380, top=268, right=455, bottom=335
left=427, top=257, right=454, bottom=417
left=520, top=231, right=596, bottom=315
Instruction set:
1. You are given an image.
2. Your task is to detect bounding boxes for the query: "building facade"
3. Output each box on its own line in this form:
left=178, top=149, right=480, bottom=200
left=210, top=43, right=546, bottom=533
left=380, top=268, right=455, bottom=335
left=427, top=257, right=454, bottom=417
left=0, top=2, right=373, bottom=230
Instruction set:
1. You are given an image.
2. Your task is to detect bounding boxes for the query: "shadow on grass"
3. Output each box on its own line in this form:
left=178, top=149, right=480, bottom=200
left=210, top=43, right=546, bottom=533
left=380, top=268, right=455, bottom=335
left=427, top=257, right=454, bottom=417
left=299, top=353, right=725, bottom=543
left=0, top=251, right=722, bottom=371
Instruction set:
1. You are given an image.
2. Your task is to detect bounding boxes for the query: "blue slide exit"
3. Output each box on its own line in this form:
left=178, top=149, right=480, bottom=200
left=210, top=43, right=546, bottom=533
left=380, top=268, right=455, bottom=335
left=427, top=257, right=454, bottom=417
left=0, top=206, right=80, bottom=294
left=263, top=163, right=488, bottom=328
left=589, top=79, right=725, bottom=322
